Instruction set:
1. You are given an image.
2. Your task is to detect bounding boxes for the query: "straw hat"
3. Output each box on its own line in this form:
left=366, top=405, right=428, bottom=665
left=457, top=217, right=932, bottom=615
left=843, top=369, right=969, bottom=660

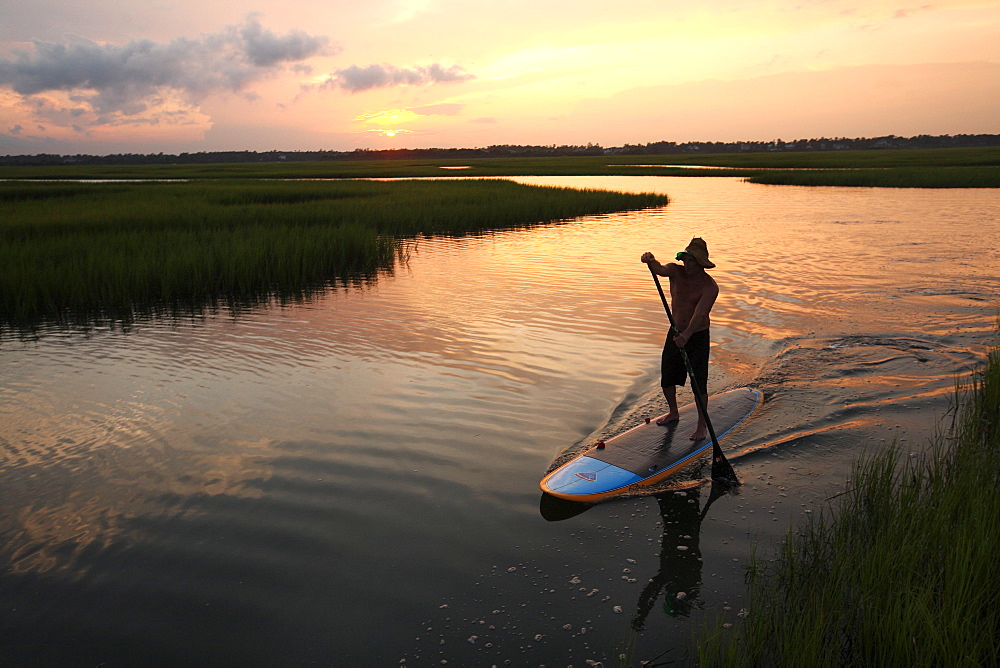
left=681, top=237, right=715, bottom=268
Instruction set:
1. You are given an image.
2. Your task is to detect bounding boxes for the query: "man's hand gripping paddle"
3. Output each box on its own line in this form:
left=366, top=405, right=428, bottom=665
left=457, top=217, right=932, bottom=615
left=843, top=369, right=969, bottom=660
left=648, top=267, right=740, bottom=486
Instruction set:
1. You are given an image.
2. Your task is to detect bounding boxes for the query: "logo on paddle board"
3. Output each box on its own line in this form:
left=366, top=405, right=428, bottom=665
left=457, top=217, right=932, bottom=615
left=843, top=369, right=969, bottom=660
left=575, top=472, right=597, bottom=482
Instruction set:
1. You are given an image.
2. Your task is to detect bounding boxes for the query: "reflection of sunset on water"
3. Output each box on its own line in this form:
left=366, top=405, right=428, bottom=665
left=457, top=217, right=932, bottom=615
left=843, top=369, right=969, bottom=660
left=2, top=448, right=271, bottom=577
left=0, top=387, right=273, bottom=576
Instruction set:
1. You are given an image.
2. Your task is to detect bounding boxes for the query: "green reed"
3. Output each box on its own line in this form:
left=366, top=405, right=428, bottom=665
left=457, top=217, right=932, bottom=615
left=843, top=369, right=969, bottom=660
left=745, top=166, right=1000, bottom=188
left=0, top=179, right=665, bottom=327
left=3, top=147, right=997, bottom=186
left=696, top=340, right=1000, bottom=667
left=0, top=159, right=751, bottom=181
left=652, top=146, right=1000, bottom=169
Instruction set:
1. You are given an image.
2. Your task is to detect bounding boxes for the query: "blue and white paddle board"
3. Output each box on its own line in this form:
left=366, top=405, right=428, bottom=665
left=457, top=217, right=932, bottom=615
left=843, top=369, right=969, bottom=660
left=540, top=388, right=760, bottom=502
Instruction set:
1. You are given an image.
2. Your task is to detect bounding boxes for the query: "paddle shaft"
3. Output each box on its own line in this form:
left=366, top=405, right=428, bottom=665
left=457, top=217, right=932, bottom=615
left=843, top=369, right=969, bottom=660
left=648, top=268, right=739, bottom=484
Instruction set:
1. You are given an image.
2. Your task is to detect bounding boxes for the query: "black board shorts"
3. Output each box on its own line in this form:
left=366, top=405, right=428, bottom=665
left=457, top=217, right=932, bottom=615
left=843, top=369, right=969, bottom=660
left=661, top=328, right=710, bottom=391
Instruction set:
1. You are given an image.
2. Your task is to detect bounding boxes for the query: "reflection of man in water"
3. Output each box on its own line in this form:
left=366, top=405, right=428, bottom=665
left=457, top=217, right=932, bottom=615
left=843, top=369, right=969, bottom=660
left=632, top=484, right=720, bottom=630
left=641, top=238, right=718, bottom=441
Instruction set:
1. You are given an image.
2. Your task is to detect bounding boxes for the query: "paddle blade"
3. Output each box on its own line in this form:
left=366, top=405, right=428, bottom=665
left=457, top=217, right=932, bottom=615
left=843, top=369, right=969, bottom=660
left=711, top=446, right=740, bottom=486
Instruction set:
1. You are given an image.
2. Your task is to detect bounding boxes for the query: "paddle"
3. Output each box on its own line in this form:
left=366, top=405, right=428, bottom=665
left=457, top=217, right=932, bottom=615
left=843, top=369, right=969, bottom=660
left=648, top=268, right=740, bottom=486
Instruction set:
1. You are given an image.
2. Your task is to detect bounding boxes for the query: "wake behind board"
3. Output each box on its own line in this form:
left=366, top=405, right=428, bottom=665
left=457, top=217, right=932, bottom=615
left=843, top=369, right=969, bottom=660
left=540, top=388, right=760, bottom=503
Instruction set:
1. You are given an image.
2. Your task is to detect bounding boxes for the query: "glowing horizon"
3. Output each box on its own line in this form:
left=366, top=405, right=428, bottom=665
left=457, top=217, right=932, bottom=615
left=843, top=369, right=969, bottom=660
left=0, top=0, right=997, bottom=155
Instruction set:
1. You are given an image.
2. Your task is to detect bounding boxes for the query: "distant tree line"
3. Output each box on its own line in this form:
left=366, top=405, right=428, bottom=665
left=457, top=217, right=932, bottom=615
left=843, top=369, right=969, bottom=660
left=612, top=134, right=1000, bottom=155
left=2, top=134, right=998, bottom=166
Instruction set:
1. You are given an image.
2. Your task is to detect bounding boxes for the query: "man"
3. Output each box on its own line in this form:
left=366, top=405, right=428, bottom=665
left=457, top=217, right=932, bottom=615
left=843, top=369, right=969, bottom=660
left=640, top=237, right=718, bottom=441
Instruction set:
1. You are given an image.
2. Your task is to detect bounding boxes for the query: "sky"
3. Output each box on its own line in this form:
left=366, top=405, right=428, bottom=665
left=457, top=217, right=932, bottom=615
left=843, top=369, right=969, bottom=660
left=0, top=0, right=998, bottom=155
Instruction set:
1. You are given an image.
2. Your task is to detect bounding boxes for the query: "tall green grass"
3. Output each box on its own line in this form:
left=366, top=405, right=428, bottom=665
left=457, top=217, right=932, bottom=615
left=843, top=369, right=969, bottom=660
left=697, top=341, right=1000, bottom=666
left=0, top=179, right=665, bottom=328
left=2, top=147, right=997, bottom=186
left=746, top=166, right=1000, bottom=188
left=0, top=159, right=751, bottom=180
left=652, top=147, right=1000, bottom=169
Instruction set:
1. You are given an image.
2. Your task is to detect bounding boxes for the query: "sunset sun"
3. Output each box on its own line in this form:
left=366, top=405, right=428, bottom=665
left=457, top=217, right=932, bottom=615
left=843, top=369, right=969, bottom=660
left=368, top=128, right=412, bottom=137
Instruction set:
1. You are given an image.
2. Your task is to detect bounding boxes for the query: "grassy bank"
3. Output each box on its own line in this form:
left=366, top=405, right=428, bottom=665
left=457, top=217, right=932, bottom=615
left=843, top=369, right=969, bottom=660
left=0, top=178, right=665, bottom=329
left=648, top=146, right=1000, bottom=169
left=745, top=166, right=1000, bottom=188
left=0, top=157, right=752, bottom=180
left=2, top=147, right=997, bottom=187
left=696, top=340, right=1000, bottom=666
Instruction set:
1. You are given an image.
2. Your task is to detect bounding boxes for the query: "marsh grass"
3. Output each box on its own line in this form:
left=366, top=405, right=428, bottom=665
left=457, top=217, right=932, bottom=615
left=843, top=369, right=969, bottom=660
left=3, top=147, right=997, bottom=186
left=613, top=630, right=639, bottom=668
left=0, top=159, right=754, bottom=180
left=657, top=147, right=1000, bottom=170
left=0, top=179, right=665, bottom=329
left=745, top=166, right=1000, bottom=188
left=696, top=342, right=1000, bottom=666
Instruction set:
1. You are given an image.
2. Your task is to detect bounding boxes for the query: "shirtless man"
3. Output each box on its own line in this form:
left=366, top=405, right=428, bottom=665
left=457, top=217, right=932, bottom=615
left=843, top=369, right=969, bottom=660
left=640, top=237, right=719, bottom=441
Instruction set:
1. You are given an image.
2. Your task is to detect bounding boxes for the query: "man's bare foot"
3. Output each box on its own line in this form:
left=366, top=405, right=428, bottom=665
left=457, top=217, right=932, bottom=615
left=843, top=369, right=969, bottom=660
left=656, top=413, right=679, bottom=426
left=689, top=428, right=708, bottom=441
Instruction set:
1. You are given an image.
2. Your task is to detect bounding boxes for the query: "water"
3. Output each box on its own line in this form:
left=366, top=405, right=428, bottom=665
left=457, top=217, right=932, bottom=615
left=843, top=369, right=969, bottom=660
left=1, top=177, right=997, bottom=665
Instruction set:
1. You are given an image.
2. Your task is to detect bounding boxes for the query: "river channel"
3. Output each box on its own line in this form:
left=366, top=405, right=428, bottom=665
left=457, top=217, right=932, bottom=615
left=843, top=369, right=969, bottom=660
left=1, top=176, right=998, bottom=665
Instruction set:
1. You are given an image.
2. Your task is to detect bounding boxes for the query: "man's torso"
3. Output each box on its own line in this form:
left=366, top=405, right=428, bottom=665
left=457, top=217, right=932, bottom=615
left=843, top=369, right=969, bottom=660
left=669, top=272, right=717, bottom=332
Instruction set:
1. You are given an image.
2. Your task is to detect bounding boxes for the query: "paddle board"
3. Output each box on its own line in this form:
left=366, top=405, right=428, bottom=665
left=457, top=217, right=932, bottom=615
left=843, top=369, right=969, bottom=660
left=540, top=388, right=760, bottom=502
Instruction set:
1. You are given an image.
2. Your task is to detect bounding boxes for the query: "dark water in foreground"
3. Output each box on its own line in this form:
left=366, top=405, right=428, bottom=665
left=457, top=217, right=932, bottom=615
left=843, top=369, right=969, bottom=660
left=1, top=177, right=997, bottom=665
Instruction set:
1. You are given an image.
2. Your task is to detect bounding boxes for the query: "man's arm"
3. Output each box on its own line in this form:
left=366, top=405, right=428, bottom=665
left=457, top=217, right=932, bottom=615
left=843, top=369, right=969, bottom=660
left=640, top=252, right=679, bottom=277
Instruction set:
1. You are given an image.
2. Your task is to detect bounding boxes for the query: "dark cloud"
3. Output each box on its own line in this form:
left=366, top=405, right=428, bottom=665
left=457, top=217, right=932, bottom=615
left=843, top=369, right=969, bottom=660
left=238, top=19, right=329, bottom=67
left=0, top=17, right=331, bottom=115
left=323, top=62, right=474, bottom=93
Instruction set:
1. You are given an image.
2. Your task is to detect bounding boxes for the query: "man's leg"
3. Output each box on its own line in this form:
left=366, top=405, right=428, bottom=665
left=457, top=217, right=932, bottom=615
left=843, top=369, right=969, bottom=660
left=656, top=385, right=679, bottom=425
left=690, top=394, right=708, bottom=441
